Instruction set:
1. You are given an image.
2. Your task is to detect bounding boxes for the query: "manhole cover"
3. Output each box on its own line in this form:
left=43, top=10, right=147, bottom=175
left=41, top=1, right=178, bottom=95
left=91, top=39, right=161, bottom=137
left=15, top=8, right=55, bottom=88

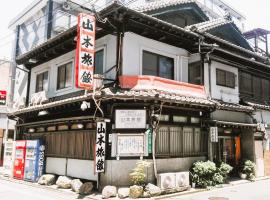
left=208, top=197, right=229, bottom=200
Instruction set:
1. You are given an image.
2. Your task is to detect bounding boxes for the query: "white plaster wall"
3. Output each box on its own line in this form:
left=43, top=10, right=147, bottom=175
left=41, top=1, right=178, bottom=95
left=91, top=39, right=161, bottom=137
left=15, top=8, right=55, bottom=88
left=29, top=34, right=117, bottom=99
left=122, top=32, right=189, bottom=82
left=204, top=61, right=239, bottom=103
left=253, top=110, right=270, bottom=126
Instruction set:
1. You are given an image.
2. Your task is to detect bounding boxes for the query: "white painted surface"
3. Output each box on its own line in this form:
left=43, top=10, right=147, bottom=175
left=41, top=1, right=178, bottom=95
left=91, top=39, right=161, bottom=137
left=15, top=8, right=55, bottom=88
left=122, top=32, right=189, bottom=82
left=205, top=61, right=239, bottom=103
left=29, top=35, right=117, bottom=99
left=66, top=159, right=97, bottom=180
left=45, top=157, right=66, bottom=175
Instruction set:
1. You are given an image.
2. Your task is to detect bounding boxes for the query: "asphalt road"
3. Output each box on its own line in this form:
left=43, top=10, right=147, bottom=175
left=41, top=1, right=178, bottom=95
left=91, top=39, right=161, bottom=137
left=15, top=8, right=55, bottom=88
left=169, top=179, right=270, bottom=200
left=0, top=178, right=80, bottom=200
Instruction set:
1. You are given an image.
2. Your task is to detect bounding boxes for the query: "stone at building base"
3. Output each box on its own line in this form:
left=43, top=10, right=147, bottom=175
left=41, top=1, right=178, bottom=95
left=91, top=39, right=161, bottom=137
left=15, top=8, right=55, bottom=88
left=71, top=179, right=83, bottom=193
left=102, top=185, right=117, bottom=199
left=118, top=187, right=129, bottom=199
left=142, top=191, right=151, bottom=198
left=38, top=174, right=56, bottom=186
left=129, top=185, right=143, bottom=198
left=79, top=182, right=94, bottom=195
left=56, top=176, right=72, bottom=189
left=145, top=183, right=162, bottom=196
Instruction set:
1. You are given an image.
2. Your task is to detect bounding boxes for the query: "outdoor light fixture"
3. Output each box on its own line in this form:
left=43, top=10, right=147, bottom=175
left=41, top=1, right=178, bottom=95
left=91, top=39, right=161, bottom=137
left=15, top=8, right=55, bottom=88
left=77, top=124, right=84, bottom=129
left=80, top=101, right=90, bottom=111
left=38, top=110, right=49, bottom=116
left=28, top=58, right=38, bottom=64
left=28, top=128, right=35, bottom=133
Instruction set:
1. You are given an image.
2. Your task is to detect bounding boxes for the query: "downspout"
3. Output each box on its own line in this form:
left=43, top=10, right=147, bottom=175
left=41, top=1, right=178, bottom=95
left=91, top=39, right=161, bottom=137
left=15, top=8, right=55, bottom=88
left=115, top=22, right=125, bottom=85
left=25, top=68, right=32, bottom=106
left=9, top=25, right=20, bottom=109
left=46, top=0, right=54, bottom=40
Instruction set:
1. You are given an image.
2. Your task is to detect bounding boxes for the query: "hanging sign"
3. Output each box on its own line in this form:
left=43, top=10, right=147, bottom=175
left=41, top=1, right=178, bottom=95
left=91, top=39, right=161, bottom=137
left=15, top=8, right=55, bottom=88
left=0, top=90, right=6, bottom=105
left=210, top=127, right=218, bottom=142
left=75, top=13, right=96, bottom=90
left=95, top=122, right=106, bottom=173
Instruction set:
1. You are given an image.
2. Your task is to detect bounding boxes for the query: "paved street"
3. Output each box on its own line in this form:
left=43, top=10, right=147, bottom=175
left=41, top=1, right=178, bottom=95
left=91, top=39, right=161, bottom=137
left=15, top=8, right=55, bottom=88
left=0, top=178, right=80, bottom=200
left=169, top=179, right=270, bottom=200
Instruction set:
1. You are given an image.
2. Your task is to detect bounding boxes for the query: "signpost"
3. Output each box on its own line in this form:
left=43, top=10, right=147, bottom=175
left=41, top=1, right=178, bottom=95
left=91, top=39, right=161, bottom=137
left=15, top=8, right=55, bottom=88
left=95, top=122, right=106, bottom=173
left=75, top=13, right=96, bottom=90
left=210, top=127, right=218, bottom=142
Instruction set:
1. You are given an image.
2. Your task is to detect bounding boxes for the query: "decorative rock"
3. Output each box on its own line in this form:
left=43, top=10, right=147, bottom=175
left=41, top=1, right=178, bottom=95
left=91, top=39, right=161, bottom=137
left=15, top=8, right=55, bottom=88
left=38, top=174, right=56, bottom=186
left=118, top=187, right=129, bottom=199
left=129, top=185, right=143, bottom=199
left=79, top=182, right=94, bottom=195
left=56, top=176, right=72, bottom=189
left=102, top=185, right=117, bottom=199
left=142, top=191, right=151, bottom=198
left=71, top=179, right=83, bottom=193
left=145, top=183, right=162, bottom=197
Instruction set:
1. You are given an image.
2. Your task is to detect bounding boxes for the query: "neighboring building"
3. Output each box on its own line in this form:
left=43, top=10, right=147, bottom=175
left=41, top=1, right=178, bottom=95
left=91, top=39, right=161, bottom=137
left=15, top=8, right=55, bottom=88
left=0, top=60, right=15, bottom=166
left=8, top=0, right=270, bottom=187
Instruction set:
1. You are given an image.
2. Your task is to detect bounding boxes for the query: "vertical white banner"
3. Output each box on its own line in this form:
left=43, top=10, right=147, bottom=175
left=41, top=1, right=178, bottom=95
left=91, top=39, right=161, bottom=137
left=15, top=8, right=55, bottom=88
left=95, top=122, right=106, bottom=173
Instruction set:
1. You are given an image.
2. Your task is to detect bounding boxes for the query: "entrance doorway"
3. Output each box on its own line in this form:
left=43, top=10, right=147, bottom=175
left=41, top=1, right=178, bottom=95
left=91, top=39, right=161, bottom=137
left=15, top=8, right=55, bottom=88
left=213, top=136, right=241, bottom=167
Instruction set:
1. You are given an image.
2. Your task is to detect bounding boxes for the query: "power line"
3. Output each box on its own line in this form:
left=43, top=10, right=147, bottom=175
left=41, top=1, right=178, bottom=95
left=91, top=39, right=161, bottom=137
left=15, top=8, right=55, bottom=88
left=0, top=0, right=140, bottom=51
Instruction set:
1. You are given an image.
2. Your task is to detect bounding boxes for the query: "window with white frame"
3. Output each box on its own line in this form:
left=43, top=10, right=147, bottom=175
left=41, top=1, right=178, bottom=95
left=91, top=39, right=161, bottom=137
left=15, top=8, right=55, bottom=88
left=142, top=50, right=174, bottom=79
left=36, top=71, right=48, bottom=92
left=94, top=49, right=104, bottom=74
left=57, top=62, right=72, bottom=90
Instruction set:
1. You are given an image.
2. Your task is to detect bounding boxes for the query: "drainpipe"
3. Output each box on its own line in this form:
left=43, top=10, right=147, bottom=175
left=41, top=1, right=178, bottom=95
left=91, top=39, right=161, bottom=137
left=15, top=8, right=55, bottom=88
left=46, top=0, right=54, bottom=39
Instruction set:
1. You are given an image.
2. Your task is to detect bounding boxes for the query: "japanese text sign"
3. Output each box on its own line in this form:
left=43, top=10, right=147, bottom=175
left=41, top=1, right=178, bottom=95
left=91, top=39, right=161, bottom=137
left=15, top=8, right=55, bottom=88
left=0, top=90, right=6, bottom=105
left=210, top=127, right=218, bottom=142
left=115, top=110, right=147, bottom=129
left=95, top=122, right=106, bottom=173
left=75, top=13, right=96, bottom=90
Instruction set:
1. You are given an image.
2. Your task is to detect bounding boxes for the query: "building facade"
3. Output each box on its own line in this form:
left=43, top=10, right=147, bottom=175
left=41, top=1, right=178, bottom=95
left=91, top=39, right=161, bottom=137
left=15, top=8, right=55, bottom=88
left=8, top=0, right=270, bottom=187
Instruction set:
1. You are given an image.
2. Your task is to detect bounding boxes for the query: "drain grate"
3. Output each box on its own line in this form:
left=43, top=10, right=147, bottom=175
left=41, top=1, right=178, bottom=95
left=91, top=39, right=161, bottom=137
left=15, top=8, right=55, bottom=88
left=208, top=197, right=229, bottom=200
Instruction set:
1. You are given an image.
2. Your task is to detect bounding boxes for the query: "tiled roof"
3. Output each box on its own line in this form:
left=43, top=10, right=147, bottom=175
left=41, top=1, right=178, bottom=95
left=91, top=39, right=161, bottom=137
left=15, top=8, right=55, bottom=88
left=10, top=87, right=214, bottom=116
left=212, top=100, right=254, bottom=112
left=134, top=0, right=196, bottom=12
left=185, top=18, right=231, bottom=32
left=245, top=101, right=270, bottom=111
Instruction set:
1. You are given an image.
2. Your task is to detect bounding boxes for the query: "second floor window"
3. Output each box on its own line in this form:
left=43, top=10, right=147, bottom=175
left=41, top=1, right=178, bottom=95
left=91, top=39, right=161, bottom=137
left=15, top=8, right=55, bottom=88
left=189, top=62, right=203, bottom=85
left=36, top=71, right=48, bottom=92
left=216, top=69, right=235, bottom=88
left=57, top=62, right=72, bottom=90
left=142, top=50, right=174, bottom=80
left=94, top=49, right=104, bottom=74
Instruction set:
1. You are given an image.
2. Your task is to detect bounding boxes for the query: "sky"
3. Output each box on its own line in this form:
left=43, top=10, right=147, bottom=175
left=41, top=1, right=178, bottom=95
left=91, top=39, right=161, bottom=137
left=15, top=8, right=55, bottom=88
left=0, top=0, right=269, bottom=60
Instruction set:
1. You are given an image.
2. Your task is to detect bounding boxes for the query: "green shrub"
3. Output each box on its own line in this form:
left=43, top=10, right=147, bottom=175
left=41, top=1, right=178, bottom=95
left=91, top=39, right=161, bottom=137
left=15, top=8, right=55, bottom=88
left=241, top=160, right=256, bottom=181
left=218, top=162, right=233, bottom=181
left=190, top=161, right=233, bottom=188
left=129, top=160, right=151, bottom=185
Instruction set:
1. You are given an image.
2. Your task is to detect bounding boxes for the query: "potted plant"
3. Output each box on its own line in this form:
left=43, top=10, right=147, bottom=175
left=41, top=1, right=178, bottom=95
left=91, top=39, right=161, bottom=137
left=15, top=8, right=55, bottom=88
left=239, top=160, right=256, bottom=181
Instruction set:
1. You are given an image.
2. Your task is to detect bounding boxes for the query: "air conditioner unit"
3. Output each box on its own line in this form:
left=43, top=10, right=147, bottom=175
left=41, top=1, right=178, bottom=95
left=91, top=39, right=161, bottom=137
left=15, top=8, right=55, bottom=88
left=30, top=91, right=48, bottom=106
left=175, top=172, right=190, bottom=187
left=157, top=173, right=176, bottom=190
left=53, top=10, right=70, bottom=33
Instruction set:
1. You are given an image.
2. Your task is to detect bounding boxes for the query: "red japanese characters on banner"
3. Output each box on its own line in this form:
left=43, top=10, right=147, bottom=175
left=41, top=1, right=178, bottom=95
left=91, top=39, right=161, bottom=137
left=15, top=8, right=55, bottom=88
left=75, top=13, right=96, bottom=89
left=0, top=90, right=6, bottom=105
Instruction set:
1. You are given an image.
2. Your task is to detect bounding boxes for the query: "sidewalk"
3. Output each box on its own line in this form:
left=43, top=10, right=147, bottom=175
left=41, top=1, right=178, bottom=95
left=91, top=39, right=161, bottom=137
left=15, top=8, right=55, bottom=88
left=1, top=168, right=270, bottom=200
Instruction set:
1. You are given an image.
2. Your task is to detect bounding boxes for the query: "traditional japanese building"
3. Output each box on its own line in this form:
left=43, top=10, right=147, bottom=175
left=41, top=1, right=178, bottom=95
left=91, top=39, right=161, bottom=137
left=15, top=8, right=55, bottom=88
left=7, top=0, right=270, bottom=187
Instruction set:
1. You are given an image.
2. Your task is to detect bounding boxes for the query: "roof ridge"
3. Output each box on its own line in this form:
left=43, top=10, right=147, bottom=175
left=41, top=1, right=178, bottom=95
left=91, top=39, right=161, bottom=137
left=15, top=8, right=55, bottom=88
left=134, top=0, right=196, bottom=12
left=185, top=17, right=231, bottom=32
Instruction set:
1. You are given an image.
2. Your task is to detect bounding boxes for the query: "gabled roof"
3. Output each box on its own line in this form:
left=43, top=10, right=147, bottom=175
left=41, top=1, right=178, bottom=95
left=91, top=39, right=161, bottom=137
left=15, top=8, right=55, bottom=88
left=186, top=17, right=253, bottom=51
left=134, top=0, right=209, bottom=21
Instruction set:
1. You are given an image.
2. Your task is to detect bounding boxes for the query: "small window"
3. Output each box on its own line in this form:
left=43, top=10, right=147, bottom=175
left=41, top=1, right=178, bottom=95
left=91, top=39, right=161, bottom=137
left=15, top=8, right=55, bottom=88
left=216, top=69, right=235, bottom=88
left=189, top=62, right=203, bottom=85
left=191, top=117, right=200, bottom=124
left=158, top=115, right=169, bottom=121
left=57, top=62, right=72, bottom=90
left=36, top=71, right=48, bottom=92
left=173, top=116, right=187, bottom=123
left=143, top=51, right=174, bottom=80
left=94, top=49, right=104, bottom=74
